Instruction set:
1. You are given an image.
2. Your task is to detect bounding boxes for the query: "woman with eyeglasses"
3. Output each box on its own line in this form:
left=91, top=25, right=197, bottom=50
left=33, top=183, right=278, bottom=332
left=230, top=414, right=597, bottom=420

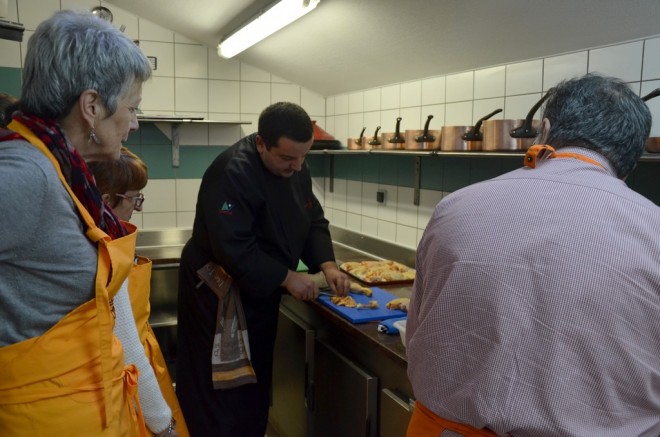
left=89, top=147, right=147, bottom=222
left=88, top=148, right=189, bottom=436
left=0, top=10, right=176, bottom=436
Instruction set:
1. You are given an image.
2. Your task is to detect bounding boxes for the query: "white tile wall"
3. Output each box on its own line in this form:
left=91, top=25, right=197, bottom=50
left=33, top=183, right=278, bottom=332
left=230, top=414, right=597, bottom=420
left=348, top=92, right=364, bottom=114
left=142, top=77, right=175, bottom=112
left=272, top=83, right=300, bottom=105
left=643, top=37, right=660, bottom=81
left=175, top=78, right=208, bottom=113
left=543, top=52, right=588, bottom=90
left=139, top=17, right=174, bottom=43
left=140, top=41, right=174, bottom=77
left=401, top=81, right=422, bottom=108
left=505, top=60, right=543, bottom=95
left=421, top=76, right=446, bottom=105
left=381, top=84, right=400, bottom=110
left=364, top=88, right=380, bottom=112
left=474, top=66, right=505, bottom=100
left=588, top=41, right=643, bottom=82
left=209, top=80, right=240, bottom=113
left=240, top=81, right=270, bottom=114
left=175, top=44, right=208, bottom=79
left=208, top=55, right=240, bottom=81
left=446, top=71, right=474, bottom=102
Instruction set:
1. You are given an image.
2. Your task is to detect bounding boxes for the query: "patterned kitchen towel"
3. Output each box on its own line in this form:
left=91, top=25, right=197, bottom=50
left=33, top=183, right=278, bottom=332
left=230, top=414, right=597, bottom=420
left=196, top=262, right=257, bottom=389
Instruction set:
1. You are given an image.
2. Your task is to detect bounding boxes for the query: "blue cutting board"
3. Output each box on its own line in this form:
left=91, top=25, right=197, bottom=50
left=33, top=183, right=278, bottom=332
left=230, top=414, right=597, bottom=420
left=318, top=287, right=407, bottom=324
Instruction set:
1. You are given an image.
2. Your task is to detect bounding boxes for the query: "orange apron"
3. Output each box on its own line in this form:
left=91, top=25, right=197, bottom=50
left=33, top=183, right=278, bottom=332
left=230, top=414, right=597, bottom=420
left=129, top=256, right=189, bottom=436
left=0, top=120, right=147, bottom=436
left=407, top=401, right=498, bottom=437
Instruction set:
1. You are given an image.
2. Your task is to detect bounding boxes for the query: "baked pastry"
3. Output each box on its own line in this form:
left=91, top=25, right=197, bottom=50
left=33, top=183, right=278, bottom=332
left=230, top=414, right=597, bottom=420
left=350, top=281, right=372, bottom=297
left=340, top=260, right=415, bottom=283
left=330, top=295, right=357, bottom=307
left=386, top=297, right=410, bottom=312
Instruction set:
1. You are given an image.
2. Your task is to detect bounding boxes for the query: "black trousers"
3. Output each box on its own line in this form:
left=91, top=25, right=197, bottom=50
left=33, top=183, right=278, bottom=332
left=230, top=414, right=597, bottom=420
left=176, top=241, right=282, bottom=437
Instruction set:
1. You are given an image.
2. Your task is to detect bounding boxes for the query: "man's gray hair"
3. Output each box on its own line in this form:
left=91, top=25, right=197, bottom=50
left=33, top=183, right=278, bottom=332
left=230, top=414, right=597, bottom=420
left=542, top=73, right=651, bottom=178
left=20, top=9, right=152, bottom=120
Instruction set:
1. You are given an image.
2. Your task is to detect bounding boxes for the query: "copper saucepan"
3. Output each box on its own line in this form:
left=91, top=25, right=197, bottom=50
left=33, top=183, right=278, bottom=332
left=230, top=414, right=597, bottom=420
left=347, top=127, right=366, bottom=150
left=482, top=91, right=552, bottom=151
left=365, top=126, right=382, bottom=150
left=381, top=117, right=407, bottom=150
left=440, top=108, right=502, bottom=151
left=405, top=114, right=440, bottom=150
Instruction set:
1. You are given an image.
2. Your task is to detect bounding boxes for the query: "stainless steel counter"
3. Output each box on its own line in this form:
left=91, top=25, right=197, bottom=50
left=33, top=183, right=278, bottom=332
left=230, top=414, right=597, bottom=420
left=135, top=228, right=412, bottom=363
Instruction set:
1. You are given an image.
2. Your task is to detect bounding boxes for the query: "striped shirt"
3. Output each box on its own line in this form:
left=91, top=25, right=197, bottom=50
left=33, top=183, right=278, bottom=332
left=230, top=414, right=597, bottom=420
left=407, top=148, right=660, bottom=436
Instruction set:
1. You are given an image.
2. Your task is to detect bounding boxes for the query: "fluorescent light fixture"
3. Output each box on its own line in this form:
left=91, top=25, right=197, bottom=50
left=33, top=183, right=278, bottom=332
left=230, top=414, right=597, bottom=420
left=217, top=0, right=320, bottom=59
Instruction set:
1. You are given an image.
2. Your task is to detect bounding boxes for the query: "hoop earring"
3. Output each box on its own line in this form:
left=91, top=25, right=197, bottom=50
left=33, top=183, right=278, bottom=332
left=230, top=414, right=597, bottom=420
left=89, top=128, right=100, bottom=145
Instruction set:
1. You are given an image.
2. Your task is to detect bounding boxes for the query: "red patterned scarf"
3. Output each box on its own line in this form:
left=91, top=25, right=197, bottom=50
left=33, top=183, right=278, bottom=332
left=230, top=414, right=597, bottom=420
left=0, top=113, right=127, bottom=239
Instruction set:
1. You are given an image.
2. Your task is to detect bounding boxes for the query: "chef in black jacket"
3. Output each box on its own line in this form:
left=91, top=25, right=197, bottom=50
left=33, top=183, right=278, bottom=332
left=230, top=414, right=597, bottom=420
left=176, top=102, right=350, bottom=436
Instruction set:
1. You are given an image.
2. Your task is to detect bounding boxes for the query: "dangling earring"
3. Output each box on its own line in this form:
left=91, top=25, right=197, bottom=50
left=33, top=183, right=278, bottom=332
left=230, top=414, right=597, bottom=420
left=89, top=128, right=100, bottom=145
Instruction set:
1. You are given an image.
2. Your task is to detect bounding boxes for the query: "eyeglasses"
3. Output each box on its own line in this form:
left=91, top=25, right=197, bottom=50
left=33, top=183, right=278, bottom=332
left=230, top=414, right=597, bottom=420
left=115, top=192, right=145, bottom=209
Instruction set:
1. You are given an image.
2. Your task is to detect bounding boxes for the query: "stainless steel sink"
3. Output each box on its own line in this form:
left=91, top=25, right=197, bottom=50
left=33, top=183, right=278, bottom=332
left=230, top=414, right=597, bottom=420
left=149, top=263, right=179, bottom=328
left=136, top=229, right=193, bottom=380
left=135, top=228, right=192, bottom=328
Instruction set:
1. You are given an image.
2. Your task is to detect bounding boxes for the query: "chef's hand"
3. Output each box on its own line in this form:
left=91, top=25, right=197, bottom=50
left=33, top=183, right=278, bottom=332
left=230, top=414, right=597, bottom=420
left=282, top=269, right=319, bottom=301
left=320, top=261, right=350, bottom=296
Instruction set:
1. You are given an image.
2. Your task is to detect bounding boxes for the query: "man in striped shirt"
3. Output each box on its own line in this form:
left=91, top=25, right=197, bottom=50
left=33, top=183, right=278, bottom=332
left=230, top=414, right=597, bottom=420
left=406, top=74, right=660, bottom=436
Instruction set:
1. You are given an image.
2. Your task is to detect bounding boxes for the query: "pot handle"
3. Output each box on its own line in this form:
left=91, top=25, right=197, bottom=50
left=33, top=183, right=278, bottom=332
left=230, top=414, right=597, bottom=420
left=415, top=115, right=436, bottom=142
left=357, top=126, right=366, bottom=144
left=368, top=126, right=382, bottom=146
left=510, top=90, right=553, bottom=138
left=388, top=117, right=406, bottom=144
left=462, top=108, right=503, bottom=141
left=642, top=88, right=660, bottom=102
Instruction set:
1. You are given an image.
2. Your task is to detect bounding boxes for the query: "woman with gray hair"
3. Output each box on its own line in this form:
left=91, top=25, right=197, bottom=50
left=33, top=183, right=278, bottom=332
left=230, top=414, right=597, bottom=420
left=0, top=9, right=177, bottom=436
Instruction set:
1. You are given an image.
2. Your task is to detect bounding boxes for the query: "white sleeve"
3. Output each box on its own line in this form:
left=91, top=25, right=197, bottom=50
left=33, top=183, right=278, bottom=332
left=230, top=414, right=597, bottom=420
left=113, top=279, right=172, bottom=433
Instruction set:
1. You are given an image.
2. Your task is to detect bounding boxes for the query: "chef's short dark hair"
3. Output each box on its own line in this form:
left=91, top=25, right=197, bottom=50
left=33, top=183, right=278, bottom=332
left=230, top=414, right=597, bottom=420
left=542, top=73, right=651, bottom=178
left=258, top=102, right=313, bottom=149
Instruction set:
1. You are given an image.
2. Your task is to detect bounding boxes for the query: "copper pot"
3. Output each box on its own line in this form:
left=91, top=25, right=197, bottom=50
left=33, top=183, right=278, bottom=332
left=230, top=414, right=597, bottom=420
left=440, top=108, right=502, bottom=151
left=646, top=137, right=660, bottom=153
left=347, top=127, right=366, bottom=150
left=482, top=119, right=541, bottom=151
left=381, top=117, right=407, bottom=150
left=365, top=126, right=382, bottom=150
left=405, top=115, right=440, bottom=150
left=440, top=126, right=474, bottom=151
left=482, top=91, right=552, bottom=151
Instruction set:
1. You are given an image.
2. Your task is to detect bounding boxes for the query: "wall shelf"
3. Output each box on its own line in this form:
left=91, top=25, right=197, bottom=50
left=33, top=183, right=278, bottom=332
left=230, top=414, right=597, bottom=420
left=137, top=115, right=252, bottom=167
left=309, top=148, right=659, bottom=206
left=309, top=148, right=660, bottom=162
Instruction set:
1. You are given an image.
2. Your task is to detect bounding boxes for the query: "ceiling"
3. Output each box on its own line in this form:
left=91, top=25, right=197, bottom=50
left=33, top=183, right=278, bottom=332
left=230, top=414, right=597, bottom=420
left=107, top=0, right=660, bottom=97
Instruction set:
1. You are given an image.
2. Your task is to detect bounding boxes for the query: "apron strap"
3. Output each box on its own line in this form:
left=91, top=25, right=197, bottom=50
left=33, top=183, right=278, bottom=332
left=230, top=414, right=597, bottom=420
left=7, top=119, right=117, bottom=429
left=524, top=144, right=605, bottom=169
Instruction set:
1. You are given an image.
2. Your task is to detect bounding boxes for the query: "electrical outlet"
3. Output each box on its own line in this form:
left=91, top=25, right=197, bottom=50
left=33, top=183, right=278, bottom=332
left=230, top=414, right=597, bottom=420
left=376, top=190, right=386, bottom=204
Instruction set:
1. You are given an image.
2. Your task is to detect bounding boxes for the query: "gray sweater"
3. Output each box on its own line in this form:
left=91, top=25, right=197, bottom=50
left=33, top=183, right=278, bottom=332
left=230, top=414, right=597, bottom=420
left=0, top=139, right=96, bottom=346
left=0, top=138, right=172, bottom=432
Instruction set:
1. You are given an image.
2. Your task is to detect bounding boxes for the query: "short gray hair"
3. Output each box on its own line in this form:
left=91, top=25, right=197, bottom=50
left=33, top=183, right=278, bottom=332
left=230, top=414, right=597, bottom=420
left=21, top=9, right=152, bottom=120
left=542, top=73, right=651, bottom=178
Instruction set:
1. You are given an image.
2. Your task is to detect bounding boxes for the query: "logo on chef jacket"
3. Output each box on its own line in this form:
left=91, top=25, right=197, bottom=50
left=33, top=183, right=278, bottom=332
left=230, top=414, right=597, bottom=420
left=219, top=201, right=234, bottom=216
left=304, top=198, right=313, bottom=210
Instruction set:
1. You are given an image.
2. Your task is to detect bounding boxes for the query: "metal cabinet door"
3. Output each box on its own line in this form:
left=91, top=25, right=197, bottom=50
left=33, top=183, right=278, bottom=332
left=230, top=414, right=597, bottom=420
left=270, top=307, right=315, bottom=437
left=312, top=340, right=378, bottom=437
left=380, top=388, right=414, bottom=437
